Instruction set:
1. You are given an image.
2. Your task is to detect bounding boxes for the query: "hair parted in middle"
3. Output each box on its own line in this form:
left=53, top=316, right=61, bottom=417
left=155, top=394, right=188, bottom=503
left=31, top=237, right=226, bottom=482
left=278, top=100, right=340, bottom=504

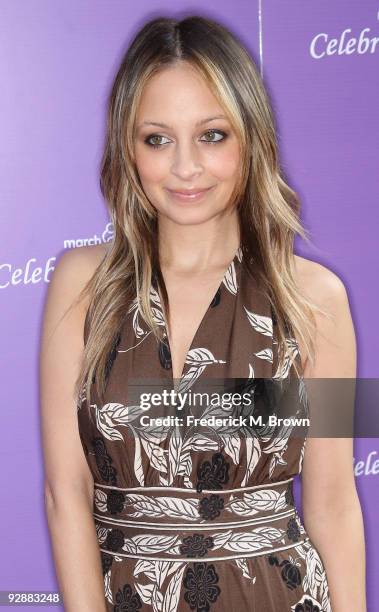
left=70, top=14, right=332, bottom=407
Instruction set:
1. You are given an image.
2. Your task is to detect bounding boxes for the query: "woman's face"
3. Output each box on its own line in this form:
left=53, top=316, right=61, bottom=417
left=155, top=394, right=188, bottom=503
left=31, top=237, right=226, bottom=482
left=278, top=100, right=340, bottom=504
left=133, top=62, right=241, bottom=226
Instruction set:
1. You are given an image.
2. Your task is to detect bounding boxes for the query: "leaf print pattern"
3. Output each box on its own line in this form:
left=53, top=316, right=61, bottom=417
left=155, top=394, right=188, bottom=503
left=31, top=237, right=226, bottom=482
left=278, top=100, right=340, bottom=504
left=89, top=382, right=308, bottom=495
left=97, top=515, right=304, bottom=560
left=178, top=348, right=227, bottom=393
left=76, top=244, right=333, bottom=612
left=241, top=436, right=261, bottom=487
left=162, top=564, right=187, bottom=612
left=234, top=557, right=256, bottom=582
left=124, top=494, right=199, bottom=521
left=244, top=308, right=273, bottom=338
left=94, top=403, right=142, bottom=441
left=293, top=540, right=332, bottom=612
left=223, top=259, right=238, bottom=295
left=254, top=347, right=273, bottom=363
left=94, top=482, right=299, bottom=527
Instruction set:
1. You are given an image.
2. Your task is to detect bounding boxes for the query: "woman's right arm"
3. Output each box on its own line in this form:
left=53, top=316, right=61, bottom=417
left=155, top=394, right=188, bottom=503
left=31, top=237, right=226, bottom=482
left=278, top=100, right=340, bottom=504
left=40, top=246, right=108, bottom=612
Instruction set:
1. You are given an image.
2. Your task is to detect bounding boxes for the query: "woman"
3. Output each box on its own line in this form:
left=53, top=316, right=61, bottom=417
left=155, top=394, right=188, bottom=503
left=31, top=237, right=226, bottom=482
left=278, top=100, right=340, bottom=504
left=40, top=15, right=366, bottom=612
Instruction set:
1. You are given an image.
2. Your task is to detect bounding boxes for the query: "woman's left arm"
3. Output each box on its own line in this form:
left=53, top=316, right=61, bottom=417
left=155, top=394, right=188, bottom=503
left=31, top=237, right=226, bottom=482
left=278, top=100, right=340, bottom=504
left=296, top=259, right=366, bottom=612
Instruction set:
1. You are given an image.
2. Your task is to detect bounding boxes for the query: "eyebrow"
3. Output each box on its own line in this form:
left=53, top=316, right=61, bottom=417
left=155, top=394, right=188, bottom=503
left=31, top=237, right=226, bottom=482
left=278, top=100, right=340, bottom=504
left=137, top=114, right=228, bottom=130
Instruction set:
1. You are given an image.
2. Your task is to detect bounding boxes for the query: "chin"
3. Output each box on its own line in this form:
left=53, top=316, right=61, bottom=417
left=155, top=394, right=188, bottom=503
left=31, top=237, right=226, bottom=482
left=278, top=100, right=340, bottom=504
left=161, top=203, right=226, bottom=226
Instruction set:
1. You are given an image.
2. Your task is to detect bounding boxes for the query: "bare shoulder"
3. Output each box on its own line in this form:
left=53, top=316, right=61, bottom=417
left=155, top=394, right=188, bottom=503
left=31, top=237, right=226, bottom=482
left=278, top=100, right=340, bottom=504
left=55, top=242, right=109, bottom=284
left=50, top=243, right=110, bottom=312
left=41, top=243, right=110, bottom=375
left=293, top=254, right=356, bottom=377
left=293, top=254, right=348, bottom=309
left=84, top=241, right=111, bottom=266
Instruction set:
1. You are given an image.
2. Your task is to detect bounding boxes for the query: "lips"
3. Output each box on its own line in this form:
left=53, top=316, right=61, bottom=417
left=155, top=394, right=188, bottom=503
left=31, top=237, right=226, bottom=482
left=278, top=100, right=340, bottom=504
left=166, top=186, right=215, bottom=202
left=168, top=188, right=211, bottom=195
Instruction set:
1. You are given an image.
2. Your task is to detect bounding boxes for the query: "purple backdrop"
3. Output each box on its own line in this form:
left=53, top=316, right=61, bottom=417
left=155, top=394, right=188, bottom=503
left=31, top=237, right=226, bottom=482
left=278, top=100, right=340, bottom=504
left=1, top=0, right=377, bottom=609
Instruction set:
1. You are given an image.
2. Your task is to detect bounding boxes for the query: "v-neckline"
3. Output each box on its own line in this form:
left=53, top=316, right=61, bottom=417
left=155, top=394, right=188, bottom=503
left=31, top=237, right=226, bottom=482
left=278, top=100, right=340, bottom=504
left=161, top=243, right=242, bottom=391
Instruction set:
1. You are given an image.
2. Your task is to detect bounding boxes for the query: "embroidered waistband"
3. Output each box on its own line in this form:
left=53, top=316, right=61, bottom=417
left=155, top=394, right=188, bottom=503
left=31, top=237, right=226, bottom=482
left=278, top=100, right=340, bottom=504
left=93, top=477, right=295, bottom=525
left=94, top=477, right=308, bottom=561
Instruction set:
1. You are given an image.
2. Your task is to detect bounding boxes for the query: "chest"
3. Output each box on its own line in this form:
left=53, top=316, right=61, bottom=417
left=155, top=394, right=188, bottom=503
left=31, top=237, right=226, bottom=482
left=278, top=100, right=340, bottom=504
left=161, top=269, right=225, bottom=383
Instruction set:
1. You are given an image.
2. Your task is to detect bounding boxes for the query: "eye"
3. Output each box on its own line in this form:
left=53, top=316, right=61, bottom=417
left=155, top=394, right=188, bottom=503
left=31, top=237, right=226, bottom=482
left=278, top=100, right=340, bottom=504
left=144, top=134, right=171, bottom=149
left=200, top=129, right=227, bottom=144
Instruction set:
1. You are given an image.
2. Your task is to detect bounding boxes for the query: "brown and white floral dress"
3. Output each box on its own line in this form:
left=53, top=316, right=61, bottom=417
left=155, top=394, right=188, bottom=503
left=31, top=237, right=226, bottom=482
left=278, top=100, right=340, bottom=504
left=77, top=245, right=332, bottom=612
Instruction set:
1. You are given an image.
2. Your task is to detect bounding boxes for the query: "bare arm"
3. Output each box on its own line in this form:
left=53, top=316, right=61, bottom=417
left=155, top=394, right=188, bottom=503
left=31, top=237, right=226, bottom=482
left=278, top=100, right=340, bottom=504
left=40, top=246, right=108, bottom=612
left=296, top=259, right=366, bottom=612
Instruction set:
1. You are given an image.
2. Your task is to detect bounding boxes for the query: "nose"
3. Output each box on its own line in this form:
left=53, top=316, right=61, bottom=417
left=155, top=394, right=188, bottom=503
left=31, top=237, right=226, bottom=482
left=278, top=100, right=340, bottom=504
left=170, top=140, right=203, bottom=179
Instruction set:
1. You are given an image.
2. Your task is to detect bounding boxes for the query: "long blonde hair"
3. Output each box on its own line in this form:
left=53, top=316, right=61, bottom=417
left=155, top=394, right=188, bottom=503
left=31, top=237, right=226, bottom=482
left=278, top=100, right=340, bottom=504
left=69, top=14, right=331, bottom=407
